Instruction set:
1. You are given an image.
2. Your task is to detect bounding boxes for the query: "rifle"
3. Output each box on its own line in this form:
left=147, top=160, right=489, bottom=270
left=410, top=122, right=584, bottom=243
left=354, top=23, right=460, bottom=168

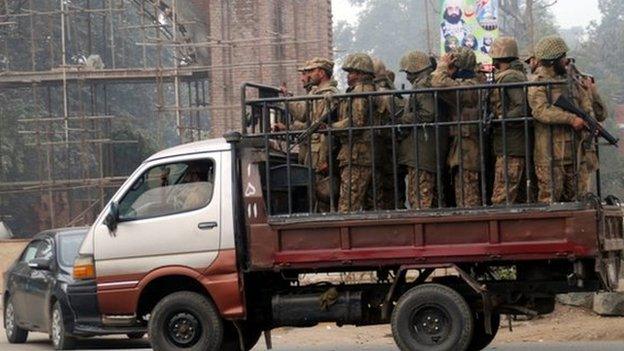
left=553, top=94, right=619, bottom=147
left=286, top=107, right=338, bottom=152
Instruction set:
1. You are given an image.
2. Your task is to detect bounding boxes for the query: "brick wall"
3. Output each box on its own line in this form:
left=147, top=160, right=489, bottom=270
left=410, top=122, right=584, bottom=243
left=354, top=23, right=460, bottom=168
left=188, top=0, right=334, bottom=137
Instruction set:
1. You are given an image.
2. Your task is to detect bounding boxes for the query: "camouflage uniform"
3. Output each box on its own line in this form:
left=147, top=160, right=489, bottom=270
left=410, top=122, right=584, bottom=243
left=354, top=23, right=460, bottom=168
left=333, top=53, right=377, bottom=213
left=527, top=36, right=594, bottom=203
left=431, top=47, right=484, bottom=207
left=398, top=51, right=448, bottom=209
left=578, top=80, right=608, bottom=193
left=366, top=58, right=404, bottom=210
left=489, top=37, right=530, bottom=205
left=290, top=58, right=339, bottom=212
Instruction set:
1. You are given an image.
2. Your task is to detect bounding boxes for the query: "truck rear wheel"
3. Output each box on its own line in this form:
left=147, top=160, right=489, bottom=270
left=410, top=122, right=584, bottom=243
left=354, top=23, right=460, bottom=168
left=467, top=312, right=500, bottom=351
left=391, top=284, right=474, bottom=351
left=149, top=291, right=223, bottom=351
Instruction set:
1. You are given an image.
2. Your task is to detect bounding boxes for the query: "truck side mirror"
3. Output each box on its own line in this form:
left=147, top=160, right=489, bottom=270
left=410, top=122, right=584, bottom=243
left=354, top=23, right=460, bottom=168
left=104, top=201, right=119, bottom=233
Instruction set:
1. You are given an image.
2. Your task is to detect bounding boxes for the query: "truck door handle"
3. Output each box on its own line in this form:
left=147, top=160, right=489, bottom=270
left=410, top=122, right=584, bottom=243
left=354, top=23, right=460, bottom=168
left=198, top=222, right=218, bottom=230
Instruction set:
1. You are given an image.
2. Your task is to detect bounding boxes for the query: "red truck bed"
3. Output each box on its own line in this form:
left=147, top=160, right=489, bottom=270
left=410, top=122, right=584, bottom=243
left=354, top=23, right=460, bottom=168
left=240, top=149, right=624, bottom=272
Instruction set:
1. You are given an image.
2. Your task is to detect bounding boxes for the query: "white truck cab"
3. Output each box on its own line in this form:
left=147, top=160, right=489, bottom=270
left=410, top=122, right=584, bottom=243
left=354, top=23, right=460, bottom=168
left=68, top=138, right=245, bottom=350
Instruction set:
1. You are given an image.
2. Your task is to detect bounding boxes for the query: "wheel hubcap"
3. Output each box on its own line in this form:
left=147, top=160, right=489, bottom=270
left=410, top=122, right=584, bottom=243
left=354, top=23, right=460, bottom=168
left=52, top=309, right=62, bottom=346
left=166, top=312, right=201, bottom=347
left=411, top=305, right=451, bottom=345
left=5, top=303, right=15, bottom=337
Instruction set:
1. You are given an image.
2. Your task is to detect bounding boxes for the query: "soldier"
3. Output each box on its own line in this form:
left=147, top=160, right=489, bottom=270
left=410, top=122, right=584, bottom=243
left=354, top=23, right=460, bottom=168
left=489, top=37, right=530, bottom=205
left=275, top=58, right=339, bottom=212
left=431, top=47, right=484, bottom=207
left=277, top=60, right=315, bottom=132
left=524, top=54, right=539, bottom=76
left=367, top=58, right=404, bottom=210
left=332, top=53, right=377, bottom=213
left=528, top=35, right=594, bottom=203
left=398, top=51, right=447, bottom=209
left=569, top=63, right=608, bottom=193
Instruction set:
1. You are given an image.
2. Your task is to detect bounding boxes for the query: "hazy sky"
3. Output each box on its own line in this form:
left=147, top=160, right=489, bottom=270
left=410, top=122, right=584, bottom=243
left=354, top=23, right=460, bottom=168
left=332, top=0, right=602, bottom=29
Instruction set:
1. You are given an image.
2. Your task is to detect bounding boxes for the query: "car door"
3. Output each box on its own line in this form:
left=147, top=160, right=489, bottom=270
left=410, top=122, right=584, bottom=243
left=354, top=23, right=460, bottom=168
left=93, top=154, right=222, bottom=284
left=9, top=241, right=41, bottom=328
left=26, top=238, right=56, bottom=330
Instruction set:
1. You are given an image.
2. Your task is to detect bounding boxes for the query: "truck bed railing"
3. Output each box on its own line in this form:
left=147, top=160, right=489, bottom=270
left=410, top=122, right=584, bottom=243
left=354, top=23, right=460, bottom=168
left=240, top=80, right=614, bottom=218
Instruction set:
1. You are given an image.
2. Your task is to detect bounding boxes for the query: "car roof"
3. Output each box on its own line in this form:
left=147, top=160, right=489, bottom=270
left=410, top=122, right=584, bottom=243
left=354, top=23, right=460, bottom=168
left=33, top=227, right=90, bottom=241
left=146, top=138, right=231, bottom=162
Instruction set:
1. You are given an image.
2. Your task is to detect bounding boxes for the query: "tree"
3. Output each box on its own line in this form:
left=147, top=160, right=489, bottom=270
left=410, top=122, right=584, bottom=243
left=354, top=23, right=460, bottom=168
left=572, top=0, right=624, bottom=198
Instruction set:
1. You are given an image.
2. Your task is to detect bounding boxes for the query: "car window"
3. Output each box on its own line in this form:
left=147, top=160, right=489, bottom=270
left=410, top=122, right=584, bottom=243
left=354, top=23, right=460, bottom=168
left=118, top=159, right=215, bottom=220
left=19, top=242, right=40, bottom=263
left=35, top=240, right=53, bottom=260
left=58, top=233, right=87, bottom=268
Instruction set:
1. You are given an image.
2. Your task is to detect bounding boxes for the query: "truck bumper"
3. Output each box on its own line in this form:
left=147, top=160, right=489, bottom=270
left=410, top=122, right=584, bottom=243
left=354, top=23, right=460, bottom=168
left=66, top=280, right=146, bottom=336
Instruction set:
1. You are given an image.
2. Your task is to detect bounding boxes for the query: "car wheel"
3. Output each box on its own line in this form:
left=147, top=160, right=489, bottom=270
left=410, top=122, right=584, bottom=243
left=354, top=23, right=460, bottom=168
left=391, top=283, right=474, bottom=351
left=4, top=296, right=28, bottom=343
left=127, top=332, right=146, bottom=339
left=51, top=301, right=76, bottom=350
left=149, top=291, right=224, bottom=351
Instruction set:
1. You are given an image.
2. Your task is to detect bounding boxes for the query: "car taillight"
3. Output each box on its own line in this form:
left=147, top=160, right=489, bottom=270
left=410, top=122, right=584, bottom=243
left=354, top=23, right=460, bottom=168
left=73, top=255, right=96, bottom=280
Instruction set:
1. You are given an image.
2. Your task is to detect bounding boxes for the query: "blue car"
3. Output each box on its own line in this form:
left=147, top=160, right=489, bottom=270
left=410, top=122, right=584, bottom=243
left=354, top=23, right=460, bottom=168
left=2, top=227, right=146, bottom=350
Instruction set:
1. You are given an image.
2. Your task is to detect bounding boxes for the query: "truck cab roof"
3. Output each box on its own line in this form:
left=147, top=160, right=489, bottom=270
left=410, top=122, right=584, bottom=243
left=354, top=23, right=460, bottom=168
left=146, top=137, right=231, bottom=162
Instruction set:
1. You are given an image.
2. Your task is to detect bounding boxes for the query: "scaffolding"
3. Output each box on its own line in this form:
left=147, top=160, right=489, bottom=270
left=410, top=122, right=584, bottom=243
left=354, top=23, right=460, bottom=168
left=0, top=0, right=210, bottom=236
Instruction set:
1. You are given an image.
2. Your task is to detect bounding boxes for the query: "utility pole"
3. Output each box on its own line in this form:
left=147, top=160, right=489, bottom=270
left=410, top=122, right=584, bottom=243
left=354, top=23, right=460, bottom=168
left=424, top=0, right=433, bottom=54
left=527, top=0, right=535, bottom=50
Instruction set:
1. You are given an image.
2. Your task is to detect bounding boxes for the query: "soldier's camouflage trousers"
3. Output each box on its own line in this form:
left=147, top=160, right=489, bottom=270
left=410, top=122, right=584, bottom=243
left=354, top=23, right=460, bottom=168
left=454, top=169, right=481, bottom=207
left=407, top=168, right=436, bottom=209
left=365, top=165, right=399, bottom=210
left=339, top=165, right=372, bottom=213
left=491, top=156, right=526, bottom=205
left=535, top=164, right=580, bottom=203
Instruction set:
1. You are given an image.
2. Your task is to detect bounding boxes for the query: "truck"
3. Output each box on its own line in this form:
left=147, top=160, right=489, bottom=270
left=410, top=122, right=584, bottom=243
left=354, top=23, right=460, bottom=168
left=66, top=81, right=624, bottom=351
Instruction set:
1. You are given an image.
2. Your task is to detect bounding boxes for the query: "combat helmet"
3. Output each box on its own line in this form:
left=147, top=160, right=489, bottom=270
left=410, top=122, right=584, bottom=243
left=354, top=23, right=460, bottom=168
left=453, top=47, right=477, bottom=71
left=304, top=57, right=334, bottom=73
left=490, top=37, right=519, bottom=60
left=534, top=35, right=568, bottom=61
left=342, top=53, right=374, bottom=74
left=399, top=51, right=432, bottom=74
left=372, top=58, right=387, bottom=77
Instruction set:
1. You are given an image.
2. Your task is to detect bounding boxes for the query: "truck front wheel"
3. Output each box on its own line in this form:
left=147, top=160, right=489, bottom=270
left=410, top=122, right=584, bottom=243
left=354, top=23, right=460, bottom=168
left=149, top=291, right=224, bottom=351
left=391, top=284, right=474, bottom=351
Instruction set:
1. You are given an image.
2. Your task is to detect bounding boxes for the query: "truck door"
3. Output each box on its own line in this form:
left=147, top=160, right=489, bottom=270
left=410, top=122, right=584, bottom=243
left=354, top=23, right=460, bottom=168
left=93, top=154, right=222, bottom=286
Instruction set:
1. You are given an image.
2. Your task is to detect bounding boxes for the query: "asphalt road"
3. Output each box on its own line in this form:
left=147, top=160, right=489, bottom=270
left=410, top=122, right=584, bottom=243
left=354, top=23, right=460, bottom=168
left=2, top=332, right=624, bottom=351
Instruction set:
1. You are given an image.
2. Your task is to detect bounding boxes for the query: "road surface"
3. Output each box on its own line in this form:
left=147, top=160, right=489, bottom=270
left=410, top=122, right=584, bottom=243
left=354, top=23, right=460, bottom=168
left=2, top=330, right=624, bottom=351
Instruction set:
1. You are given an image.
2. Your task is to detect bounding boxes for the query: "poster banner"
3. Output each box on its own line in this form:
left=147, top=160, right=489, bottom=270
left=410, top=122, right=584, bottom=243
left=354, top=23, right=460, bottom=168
left=439, top=0, right=499, bottom=66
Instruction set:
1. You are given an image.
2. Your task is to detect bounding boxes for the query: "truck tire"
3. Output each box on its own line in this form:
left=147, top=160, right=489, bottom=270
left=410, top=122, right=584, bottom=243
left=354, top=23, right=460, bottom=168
left=467, top=312, right=500, bottom=351
left=391, top=283, right=474, bottom=351
left=149, top=291, right=224, bottom=351
left=4, top=296, right=28, bottom=343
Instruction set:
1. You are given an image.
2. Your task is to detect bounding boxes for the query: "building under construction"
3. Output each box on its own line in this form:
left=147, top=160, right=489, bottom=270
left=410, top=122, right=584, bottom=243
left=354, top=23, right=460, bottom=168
left=0, top=0, right=333, bottom=237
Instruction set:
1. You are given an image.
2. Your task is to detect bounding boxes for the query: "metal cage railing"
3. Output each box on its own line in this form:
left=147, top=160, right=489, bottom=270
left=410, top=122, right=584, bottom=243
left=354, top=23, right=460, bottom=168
left=240, top=80, right=614, bottom=218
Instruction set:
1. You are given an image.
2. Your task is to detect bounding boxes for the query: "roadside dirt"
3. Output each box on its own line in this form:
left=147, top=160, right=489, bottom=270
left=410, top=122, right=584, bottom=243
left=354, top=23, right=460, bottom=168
left=267, top=303, right=624, bottom=348
left=494, top=303, right=624, bottom=344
